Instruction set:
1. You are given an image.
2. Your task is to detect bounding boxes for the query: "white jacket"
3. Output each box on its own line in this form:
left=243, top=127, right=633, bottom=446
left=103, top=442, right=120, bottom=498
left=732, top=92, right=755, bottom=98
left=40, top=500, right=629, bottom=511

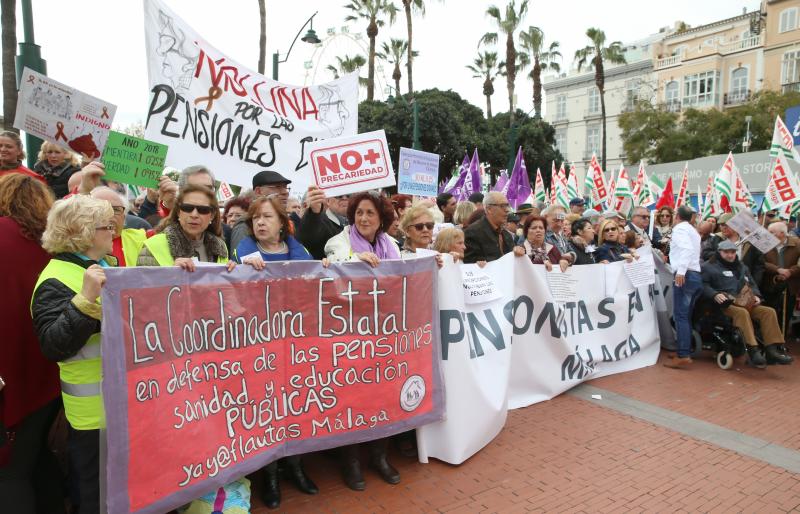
left=324, top=226, right=399, bottom=263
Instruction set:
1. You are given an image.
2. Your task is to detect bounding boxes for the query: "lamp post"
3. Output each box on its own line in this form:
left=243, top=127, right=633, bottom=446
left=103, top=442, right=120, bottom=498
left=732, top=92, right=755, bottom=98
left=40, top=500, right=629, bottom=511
left=386, top=86, right=420, bottom=150
left=16, top=0, right=46, bottom=168
left=272, top=12, right=321, bottom=80
left=742, top=115, right=753, bottom=152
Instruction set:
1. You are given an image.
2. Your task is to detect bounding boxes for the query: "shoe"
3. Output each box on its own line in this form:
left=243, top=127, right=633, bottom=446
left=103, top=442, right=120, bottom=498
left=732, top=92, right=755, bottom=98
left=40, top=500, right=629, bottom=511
left=342, top=458, right=365, bottom=491
left=261, top=463, right=281, bottom=509
left=747, top=346, right=767, bottom=369
left=369, top=455, right=401, bottom=484
left=765, top=344, right=794, bottom=365
left=663, top=356, right=692, bottom=369
left=665, top=351, right=677, bottom=359
left=285, top=457, right=318, bottom=495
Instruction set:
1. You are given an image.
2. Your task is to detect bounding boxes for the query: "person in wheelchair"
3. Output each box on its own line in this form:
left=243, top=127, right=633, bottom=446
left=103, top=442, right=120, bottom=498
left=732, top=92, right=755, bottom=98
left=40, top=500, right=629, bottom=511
left=701, top=240, right=793, bottom=368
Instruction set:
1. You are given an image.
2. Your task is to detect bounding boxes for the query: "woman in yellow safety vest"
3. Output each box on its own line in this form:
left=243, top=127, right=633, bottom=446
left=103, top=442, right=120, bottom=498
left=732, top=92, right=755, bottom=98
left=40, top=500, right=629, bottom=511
left=31, top=194, right=115, bottom=514
left=136, top=184, right=227, bottom=268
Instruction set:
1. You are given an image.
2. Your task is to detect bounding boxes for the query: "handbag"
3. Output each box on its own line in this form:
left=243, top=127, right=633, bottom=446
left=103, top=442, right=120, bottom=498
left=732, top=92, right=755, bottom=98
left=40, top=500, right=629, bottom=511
left=733, top=284, right=757, bottom=310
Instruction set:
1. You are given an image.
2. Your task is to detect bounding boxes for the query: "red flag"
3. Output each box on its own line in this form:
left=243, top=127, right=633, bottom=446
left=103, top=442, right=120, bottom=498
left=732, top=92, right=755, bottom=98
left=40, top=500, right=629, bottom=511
left=655, top=177, right=675, bottom=210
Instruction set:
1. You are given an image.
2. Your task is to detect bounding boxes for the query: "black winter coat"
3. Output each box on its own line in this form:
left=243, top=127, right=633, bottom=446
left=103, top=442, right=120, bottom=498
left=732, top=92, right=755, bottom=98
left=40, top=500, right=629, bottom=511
left=463, top=217, right=515, bottom=264
left=701, top=253, right=762, bottom=301
left=297, top=208, right=346, bottom=260
left=31, top=254, right=102, bottom=362
left=33, top=161, right=80, bottom=199
left=702, top=233, right=765, bottom=287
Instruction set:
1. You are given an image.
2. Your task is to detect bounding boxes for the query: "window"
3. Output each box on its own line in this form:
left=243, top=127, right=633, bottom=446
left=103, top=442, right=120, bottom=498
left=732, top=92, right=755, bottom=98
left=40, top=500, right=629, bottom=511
left=730, top=67, right=748, bottom=94
left=780, top=8, right=798, bottom=33
left=624, top=79, right=641, bottom=110
left=586, top=124, right=601, bottom=157
left=587, top=87, right=600, bottom=114
left=782, top=50, right=800, bottom=86
left=556, top=94, right=567, bottom=120
left=555, top=128, right=567, bottom=158
left=683, top=71, right=718, bottom=106
left=665, top=81, right=680, bottom=111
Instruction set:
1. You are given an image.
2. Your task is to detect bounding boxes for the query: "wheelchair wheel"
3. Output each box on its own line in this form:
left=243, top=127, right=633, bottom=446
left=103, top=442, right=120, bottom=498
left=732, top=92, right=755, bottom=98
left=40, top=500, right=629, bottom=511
left=716, top=351, right=734, bottom=370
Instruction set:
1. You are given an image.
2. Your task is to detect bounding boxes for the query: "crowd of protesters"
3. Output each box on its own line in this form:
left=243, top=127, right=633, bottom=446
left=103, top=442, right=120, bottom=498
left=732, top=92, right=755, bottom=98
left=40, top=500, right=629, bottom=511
left=0, top=129, right=796, bottom=513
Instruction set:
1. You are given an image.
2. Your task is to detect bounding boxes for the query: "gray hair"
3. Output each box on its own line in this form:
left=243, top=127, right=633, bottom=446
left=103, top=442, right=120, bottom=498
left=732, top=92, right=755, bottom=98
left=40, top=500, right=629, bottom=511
left=178, top=165, right=216, bottom=189
left=541, top=204, right=566, bottom=216
left=768, top=221, right=788, bottom=235
left=91, top=185, right=129, bottom=214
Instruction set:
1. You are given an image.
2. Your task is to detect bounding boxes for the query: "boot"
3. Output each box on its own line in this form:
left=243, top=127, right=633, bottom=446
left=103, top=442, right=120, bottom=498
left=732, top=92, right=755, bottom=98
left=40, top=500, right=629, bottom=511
left=747, top=346, right=767, bottom=369
left=340, top=445, right=365, bottom=491
left=284, top=456, right=318, bottom=495
left=261, top=461, right=281, bottom=509
left=368, top=439, right=400, bottom=485
left=765, top=344, right=794, bottom=365
left=663, top=356, right=692, bottom=369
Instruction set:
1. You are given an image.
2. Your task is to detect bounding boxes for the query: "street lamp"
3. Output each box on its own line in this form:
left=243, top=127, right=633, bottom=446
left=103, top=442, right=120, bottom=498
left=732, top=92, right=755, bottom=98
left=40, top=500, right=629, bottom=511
left=385, top=85, right=420, bottom=150
left=742, top=115, right=753, bottom=153
left=16, top=0, right=47, bottom=168
left=272, top=12, right=321, bottom=80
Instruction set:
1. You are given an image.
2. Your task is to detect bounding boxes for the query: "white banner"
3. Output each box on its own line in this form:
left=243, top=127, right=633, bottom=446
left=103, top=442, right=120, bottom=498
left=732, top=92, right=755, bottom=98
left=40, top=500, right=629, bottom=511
left=143, top=0, right=358, bottom=191
left=417, top=251, right=661, bottom=464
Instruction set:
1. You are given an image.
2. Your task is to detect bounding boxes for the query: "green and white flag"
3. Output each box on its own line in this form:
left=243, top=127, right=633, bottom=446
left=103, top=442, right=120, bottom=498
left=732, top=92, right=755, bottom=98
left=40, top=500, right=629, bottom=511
left=613, top=164, right=633, bottom=216
left=763, top=150, right=800, bottom=211
left=771, top=116, right=800, bottom=163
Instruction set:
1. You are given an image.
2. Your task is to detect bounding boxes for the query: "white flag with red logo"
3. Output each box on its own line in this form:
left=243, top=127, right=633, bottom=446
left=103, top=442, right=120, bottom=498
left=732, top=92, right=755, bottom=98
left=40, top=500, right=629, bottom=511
left=701, top=173, right=717, bottom=220
left=613, top=165, right=633, bottom=215
left=731, top=167, right=754, bottom=212
left=586, top=154, right=609, bottom=211
left=713, top=152, right=735, bottom=213
left=763, top=150, right=800, bottom=210
left=675, top=163, right=689, bottom=207
left=771, top=116, right=800, bottom=163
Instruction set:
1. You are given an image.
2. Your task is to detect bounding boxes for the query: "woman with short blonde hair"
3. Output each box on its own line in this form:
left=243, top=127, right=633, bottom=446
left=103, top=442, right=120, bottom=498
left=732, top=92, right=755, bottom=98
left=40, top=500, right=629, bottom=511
left=433, top=227, right=466, bottom=260
left=42, top=195, right=114, bottom=255
left=453, top=201, right=476, bottom=227
left=34, top=141, right=81, bottom=198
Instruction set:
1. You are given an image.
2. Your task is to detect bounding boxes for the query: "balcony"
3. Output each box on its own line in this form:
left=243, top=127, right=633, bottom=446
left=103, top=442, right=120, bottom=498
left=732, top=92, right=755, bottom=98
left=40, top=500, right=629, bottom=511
left=584, top=109, right=602, bottom=120
left=783, top=82, right=800, bottom=94
left=665, top=100, right=682, bottom=113
left=720, top=35, right=763, bottom=55
left=723, top=89, right=752, bottom=106
left=656, top=55, right=681, bottom=70
left=552, top=113, right=569, bottom=125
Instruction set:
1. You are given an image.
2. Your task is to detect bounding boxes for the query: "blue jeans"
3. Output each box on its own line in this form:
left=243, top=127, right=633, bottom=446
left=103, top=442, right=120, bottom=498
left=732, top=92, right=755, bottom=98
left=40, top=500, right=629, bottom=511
left=673, top=270, right=702, bottom=358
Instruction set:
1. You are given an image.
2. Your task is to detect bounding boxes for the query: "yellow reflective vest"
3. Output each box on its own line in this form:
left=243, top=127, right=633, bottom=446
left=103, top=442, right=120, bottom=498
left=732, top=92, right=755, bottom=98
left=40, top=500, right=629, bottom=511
left=141, top=233, right=227, bottom=266
left=120, top=228, right=147, bottom=267
left=32, top=259, right=103, bottom=430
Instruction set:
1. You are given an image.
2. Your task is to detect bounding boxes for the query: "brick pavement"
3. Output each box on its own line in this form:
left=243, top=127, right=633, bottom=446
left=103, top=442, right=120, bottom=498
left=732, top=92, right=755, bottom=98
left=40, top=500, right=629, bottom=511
left=250, top=352, right=800, bottom=513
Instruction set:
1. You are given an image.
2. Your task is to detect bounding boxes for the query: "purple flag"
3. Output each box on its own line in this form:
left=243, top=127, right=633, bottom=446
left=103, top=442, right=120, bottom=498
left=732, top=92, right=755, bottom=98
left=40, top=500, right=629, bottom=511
left=506, top=147, right=531, bottom=210
left=493, top=170, right=509, bottom=192
left=464, top=148, right=481, bottom=198
left=445, top=153, right=470, bottom=200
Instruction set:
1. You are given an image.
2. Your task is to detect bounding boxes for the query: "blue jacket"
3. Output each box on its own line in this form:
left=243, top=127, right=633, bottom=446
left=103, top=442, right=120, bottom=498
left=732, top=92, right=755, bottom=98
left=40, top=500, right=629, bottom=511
left=233, top=235, right=311, bottom=263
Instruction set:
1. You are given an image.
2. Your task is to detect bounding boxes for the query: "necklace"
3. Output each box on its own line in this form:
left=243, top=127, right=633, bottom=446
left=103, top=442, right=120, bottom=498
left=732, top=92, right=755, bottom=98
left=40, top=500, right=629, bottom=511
left=257, top=240, right=287, bottom=254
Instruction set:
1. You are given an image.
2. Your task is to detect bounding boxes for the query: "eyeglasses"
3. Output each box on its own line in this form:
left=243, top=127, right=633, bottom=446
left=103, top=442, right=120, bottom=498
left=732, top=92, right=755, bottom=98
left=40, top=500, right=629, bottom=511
left=603, top=227, right=618, bottom=233
left=178, top=203, right=214, bottom=215
left=409, top=222, right=435, bottom=231
left=95, top=224, right=115, bottom=232
left=111, top=206, right=125, bottom=214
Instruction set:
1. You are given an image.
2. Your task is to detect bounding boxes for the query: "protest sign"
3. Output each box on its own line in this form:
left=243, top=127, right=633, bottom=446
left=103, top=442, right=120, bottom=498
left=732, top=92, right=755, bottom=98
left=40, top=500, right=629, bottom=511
left=307, top=130, right=395, bottom=196
left=143, top=0, right=358, bottom=193
left=101, top=259, right=443, bottom=514
left=726, top=210, right=780, bottom=254
left=101, top=131, right=167, bottom=188
left=545, top=270, right=578, bottom=303
left=397, top=147, right=440, bottom=197
left=624, top=252, right=656, bottom=288
left=417, top=253, right=660, bottom=464
left=14, top=67, right=116, bottom=158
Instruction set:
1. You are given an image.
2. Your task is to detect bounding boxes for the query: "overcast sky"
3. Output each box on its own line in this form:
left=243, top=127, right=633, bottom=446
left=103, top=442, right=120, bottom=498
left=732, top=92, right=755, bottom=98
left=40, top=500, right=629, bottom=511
left=5, top=0, right=760, bottom=130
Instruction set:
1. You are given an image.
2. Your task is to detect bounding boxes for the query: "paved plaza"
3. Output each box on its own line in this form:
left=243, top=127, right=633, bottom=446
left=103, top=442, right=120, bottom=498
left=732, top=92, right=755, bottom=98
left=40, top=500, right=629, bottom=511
left=252, top=346, right=800, bottom=513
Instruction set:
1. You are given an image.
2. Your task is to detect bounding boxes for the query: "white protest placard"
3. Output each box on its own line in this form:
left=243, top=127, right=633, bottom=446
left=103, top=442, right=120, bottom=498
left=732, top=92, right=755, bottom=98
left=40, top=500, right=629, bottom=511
left=624, top=254, right=655, bottom=288
left=461, top=267, right=502, bottom=304
left=14, top=67, right=116, bottom=159
left=545, top=270, right=578, bottom=303
left=726, top=210, right=780, bottom=254
left=307, top=130, right=395, bottom=196
left=143, top=0, right=358, bottom=193
left=397, top=147, right=440, bottom=197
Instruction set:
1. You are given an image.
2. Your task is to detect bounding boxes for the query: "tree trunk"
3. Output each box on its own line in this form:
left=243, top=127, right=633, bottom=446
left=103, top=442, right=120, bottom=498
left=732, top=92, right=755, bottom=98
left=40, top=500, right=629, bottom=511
left=257, top=0, right=266, bottom=75
left=1, top=0, right=17, bottom=131
left=393, top=63, right=401, bottom=96
left=600, top=84, right=607, bottom=172
left=404, top=1, right=413, bottom=94
left=533, top=60, right=542, bottom=119
left=367, top=20, right=378, bottom=101
left=486, top=93, right=492, bottom=119
left=506, top=34, right=515, bottom=126
left=596, top=56, right=607, bottom=170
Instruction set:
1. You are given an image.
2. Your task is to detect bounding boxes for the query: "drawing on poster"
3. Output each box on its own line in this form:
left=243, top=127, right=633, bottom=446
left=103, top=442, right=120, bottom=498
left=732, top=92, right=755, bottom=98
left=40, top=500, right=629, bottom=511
left=155, top=10, right=198, bottom=93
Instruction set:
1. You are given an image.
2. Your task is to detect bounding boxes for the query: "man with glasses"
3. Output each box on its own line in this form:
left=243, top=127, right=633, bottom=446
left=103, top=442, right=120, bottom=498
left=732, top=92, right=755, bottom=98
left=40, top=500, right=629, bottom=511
left=628, top=206, right=659, bottom=247
left=90, top=186, right=147, bottom=267
left=463, top=191, right=525, bottom=264
left=297, top=186, right=350, bottom=259
left=543, top=205, right=576, bottom=263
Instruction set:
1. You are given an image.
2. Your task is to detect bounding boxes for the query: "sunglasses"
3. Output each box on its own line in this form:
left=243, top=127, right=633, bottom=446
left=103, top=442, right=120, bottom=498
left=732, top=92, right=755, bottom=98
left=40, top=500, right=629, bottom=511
left=179, top=203, right=214, bottom=215
left=603, top=227, right=618, bottom=233
left=409, top=222, right=435, bottom=231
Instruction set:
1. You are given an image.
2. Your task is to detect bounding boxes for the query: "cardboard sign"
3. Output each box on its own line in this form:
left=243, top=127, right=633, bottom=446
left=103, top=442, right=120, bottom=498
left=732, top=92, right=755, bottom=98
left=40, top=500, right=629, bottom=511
left=101, top=131, right=167, bottom=188
left=101, top=259, right=443, bottom=514
left=726, top=210, right=780, bottom=254
left=14, top=67, right=116, bottom=158
left=397, top=147, right=440, bottom=197
left=307, top=130, right=395, bottom=196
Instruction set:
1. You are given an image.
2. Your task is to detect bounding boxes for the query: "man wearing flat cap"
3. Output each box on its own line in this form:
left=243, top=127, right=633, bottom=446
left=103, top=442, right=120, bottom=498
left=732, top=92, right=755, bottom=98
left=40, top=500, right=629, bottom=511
left=701, top=212, right=765, bottom=289
left=569, top=197, right=586, bottom=215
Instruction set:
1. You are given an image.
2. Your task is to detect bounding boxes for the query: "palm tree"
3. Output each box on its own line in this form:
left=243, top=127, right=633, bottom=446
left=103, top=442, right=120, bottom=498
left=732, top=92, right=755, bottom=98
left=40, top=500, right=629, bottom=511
left=379, top=38, right=417, bottom=95
left=479, top=0, right=529, bottom=126
left=326, top=54, right=368, bottom=87
left=1, top=0, right=18, bottom=131
left=575, top=28, right=626, bottom=171
left=344, top=0, right=398, bottom=101
left=467, top=51, right=502, bottom=118
left=401, top=0, right=442, bottom=94
left=257, top=0, right=267, bottom=75
left=519, top=26, right=561, bottom=119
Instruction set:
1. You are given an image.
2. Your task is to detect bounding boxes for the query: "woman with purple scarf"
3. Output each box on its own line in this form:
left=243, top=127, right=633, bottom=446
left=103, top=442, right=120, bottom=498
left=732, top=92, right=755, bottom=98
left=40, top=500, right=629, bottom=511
left=323, top=191, right=402, bottom=490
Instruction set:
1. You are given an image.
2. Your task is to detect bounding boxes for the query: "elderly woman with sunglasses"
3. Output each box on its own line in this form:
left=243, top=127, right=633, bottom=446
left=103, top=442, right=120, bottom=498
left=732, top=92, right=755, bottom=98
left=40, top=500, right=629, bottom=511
left=136, top=184, right=227, bottom=269
left=596, top=219, right=637, bottom=263
left=399, top=203, right=456, bottom=265
left=654, top=206, right=674, bottom=253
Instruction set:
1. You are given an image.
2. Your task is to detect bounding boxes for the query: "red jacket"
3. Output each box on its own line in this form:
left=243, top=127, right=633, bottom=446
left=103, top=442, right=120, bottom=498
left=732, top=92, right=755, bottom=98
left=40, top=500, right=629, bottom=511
left=0, top=165, right=46, bottom=184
